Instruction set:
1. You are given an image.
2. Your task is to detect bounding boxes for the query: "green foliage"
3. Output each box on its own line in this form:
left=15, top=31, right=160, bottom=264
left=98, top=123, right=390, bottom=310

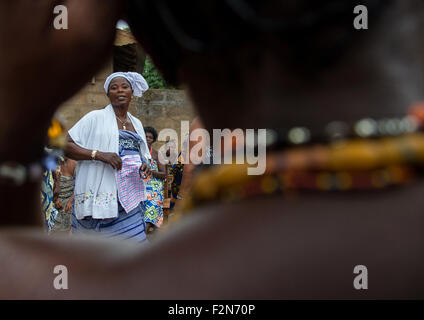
left=142, top=56, right=175, bottom=89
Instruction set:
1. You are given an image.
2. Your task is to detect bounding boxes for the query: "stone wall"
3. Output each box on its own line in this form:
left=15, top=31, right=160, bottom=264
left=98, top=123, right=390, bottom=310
left=57, top=60, right=197, bottom=149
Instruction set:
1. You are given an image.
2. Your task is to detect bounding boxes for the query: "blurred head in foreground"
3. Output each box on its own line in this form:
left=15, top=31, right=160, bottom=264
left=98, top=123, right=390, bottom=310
left=127, top=0, right=424, bottom=132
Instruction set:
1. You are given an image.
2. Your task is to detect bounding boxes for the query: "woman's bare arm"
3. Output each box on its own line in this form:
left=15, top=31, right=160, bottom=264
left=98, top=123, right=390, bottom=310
left=65, top=134, right=122, bottom=170
left=65, top=134, right=92, bottom=161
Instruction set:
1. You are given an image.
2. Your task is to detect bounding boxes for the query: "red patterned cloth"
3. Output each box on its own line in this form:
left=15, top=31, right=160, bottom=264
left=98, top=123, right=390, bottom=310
left=116, top=154, right=147, bottom=213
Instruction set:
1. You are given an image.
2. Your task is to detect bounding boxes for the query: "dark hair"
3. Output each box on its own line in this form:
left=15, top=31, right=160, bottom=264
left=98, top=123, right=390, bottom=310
left=144, top=126, right=158, bottom=142
left=127, top=0, right=393, bottom=82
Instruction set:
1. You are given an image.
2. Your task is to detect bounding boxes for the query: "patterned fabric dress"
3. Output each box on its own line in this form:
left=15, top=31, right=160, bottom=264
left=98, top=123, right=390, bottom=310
left=72, top=130, right=148, bottom=243
left=41, top=170, right=59, bottom=232
left=144, top=158, right=164, bottom=227
left=51, top=175, right=74, bottom=232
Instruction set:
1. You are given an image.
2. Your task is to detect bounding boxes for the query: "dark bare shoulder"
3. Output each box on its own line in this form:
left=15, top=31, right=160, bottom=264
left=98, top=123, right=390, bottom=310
left=160, top=180, right=424, bottom=298
left=60, top=159, right=77, bottom=176
left=151, top=148, right=159, bottom=161
left=2, top=182, right=424, bottom=299
left=68, top=159, right=77, bottom=174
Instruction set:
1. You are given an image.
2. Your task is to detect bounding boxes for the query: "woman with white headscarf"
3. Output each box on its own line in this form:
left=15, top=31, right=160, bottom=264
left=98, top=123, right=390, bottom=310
left=66, top=72, right=151, bottom=243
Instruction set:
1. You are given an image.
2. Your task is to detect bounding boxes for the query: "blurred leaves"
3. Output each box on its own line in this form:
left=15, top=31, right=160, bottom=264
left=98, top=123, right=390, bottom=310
left=142, top=56, right=175, bottom=89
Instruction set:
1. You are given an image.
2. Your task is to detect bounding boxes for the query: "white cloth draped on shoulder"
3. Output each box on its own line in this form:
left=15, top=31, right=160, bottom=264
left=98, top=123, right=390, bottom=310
left=68, top=104, right=151, bottom=220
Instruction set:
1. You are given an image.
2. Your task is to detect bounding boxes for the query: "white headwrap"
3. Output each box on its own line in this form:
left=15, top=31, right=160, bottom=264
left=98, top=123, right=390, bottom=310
left=104, top=72, right=149, bottom=97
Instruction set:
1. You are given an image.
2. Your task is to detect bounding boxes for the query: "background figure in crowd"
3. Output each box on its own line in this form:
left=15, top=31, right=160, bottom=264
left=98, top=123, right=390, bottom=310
left=143, top=126, right=166, bottom=233
left=174, top=117, right=209, bottom=209
left=169, top=117, right=212, bottom=213
left=159, top=138, right=184, bottom=211
left=66, top=72, right=151, bottom=243
left=168, top=147, right=184, bottom=212
left=52, top=157, right=76, bottom=233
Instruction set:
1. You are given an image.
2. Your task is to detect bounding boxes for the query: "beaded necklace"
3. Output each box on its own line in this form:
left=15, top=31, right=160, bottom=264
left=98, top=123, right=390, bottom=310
left=179, top=105, right=424, bottom=213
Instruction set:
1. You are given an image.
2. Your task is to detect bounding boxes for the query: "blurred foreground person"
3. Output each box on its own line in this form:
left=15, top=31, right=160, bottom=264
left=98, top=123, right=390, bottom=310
left=2, top=0, right=424, bottom=299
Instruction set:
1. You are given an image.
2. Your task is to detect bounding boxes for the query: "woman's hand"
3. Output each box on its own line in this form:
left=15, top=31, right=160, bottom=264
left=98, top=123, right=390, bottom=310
left=96, top=152, right=122, bottom=170
left=54, top=200, right=63, bottom=211
left=140, top=163, right=151, bottom=179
